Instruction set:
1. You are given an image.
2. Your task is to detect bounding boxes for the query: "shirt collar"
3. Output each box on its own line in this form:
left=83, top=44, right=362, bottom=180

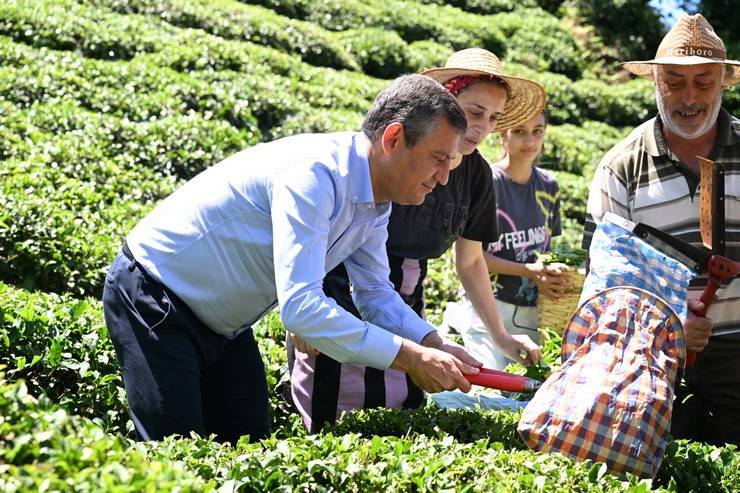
left=348, top=132, right=378, bottom=206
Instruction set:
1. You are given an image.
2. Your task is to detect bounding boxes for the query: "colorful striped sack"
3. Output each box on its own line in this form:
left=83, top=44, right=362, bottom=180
left=517, top=215, right=695, bottom=478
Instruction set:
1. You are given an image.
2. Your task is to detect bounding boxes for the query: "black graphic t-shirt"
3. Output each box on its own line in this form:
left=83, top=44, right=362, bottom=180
left=486, top=165, right=561, bottom=306
left=386, top=149, right=498, bottom=259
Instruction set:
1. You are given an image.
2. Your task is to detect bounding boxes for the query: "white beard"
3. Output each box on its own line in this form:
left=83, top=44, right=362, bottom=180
left=655, top=84, right=723, bottom=140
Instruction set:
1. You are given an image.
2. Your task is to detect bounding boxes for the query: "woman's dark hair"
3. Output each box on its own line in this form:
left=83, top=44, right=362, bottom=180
left=362, top=74, right=467, bottom=147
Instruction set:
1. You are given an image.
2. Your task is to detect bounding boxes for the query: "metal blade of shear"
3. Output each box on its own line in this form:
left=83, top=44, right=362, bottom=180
left=603, top=213, right=711, bottom=274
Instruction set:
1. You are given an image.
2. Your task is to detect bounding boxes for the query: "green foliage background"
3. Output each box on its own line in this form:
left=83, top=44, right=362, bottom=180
left=1, top=0, right=738, bottom=491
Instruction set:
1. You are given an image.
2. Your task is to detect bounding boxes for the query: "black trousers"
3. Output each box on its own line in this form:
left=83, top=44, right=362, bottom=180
left=671, top=339, right=740, bottom=447
left=102, top=247, right=270, bottom=444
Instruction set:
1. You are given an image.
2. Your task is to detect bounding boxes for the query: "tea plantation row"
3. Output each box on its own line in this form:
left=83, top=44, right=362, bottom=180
left=2, top=0, right=739, bottom=490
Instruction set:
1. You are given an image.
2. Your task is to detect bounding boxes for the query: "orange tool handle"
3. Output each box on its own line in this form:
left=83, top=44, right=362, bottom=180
left=685, top=282, right=719, bottom=367
left=685, top=256, right=740, bottom=367
left=465, top=368, right=541, bottom=392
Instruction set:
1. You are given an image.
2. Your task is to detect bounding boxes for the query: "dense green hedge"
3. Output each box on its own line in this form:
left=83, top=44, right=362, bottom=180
left=3, top=376, right=737, bottom=492
left=492, top=8, right=585, bottom=79
left=0, top=378, right=646, bottom=492
left=3, top=1, right=740, bottom=489
left=0, top=0, right=167, bottom=60
left=94, top=0, right=360, bottom=70
left=553, top=169, right=590, bottom=223
left=327, top=405, right=524, bottom=446
left=419, top=0, right=537, bottom=14
left=543, top=121, right=627, bottom=174
left=0, top=97, right=253, bottom=295
left=0, top=282, right=128, bottom=431
left=571, top=77, right=655, bottom=127
left=0, top=33, right=381, bottom=136
left=1, top=159, right=150, bottom=296
left=0, top=282, right=297, bottom=435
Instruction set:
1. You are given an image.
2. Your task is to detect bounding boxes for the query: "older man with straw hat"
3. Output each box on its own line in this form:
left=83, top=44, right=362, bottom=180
left=582, top=14, right=740, bottom=446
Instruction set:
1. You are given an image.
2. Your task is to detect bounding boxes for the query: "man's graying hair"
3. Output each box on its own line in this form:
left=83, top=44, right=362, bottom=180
left=362, top=74, right=467, bottom=146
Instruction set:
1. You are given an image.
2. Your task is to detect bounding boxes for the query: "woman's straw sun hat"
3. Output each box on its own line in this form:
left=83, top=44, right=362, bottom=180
left=421, top=48, right=547, bottom=131
left=623, top=14, right=740, bottom=87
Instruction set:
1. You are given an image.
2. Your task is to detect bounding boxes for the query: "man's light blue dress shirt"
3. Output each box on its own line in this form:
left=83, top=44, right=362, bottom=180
left=127, top=132, right=434, bottom=369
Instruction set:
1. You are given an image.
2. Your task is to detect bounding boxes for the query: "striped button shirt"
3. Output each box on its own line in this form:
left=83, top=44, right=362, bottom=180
left=582, top=109, right=740, bottom=339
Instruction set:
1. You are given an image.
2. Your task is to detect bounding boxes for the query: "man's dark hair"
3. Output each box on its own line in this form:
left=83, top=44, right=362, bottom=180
left=362, top=74, right=467, bottom=147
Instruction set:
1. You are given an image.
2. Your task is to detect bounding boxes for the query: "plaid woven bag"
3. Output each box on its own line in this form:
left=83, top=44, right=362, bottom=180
left=517, top=215, right=695, bottom=478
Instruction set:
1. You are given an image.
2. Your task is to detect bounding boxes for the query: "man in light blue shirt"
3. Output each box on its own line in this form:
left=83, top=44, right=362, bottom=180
left=103, top=74, right=483, bottom=444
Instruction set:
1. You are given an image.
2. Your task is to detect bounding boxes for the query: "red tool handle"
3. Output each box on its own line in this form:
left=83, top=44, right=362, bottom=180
left=465, top=368, right=540, bottom=392
left=685, top=256, right=740, bottom=367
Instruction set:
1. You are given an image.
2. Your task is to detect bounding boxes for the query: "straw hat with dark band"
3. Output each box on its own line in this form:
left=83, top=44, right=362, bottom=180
left=623, top=14, right=740, bottom=87
left=421, top=48, right=546, bottom=131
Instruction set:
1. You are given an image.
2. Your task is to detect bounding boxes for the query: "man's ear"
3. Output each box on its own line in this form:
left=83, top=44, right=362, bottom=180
left=381, top=122, right=405, bottom=155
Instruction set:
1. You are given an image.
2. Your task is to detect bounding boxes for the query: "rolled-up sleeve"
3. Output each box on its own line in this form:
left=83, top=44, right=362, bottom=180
left=271, top=161, right=404, bottom=370
left=345, top=213, right=436, bottom=344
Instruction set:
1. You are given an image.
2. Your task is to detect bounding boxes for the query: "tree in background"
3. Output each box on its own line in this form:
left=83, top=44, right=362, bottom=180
left=679, top=0, right=739, bottom=54
left=570, top=0, right=666, bottom=62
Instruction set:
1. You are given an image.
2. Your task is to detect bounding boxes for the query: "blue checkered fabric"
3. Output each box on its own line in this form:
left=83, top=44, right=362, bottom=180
left=579, top=216, right=696, bottom=321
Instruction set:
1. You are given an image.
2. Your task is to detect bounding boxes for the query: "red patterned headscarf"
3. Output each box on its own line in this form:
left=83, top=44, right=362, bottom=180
left=442, top=74, right=503, bottom=95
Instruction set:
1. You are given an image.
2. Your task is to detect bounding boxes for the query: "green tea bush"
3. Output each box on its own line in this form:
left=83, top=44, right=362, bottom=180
left=95, top=0, right=360, bottom=70
left=12, top=99, right=255, bottom=179
left=326, top=406, right=525, bottom=447
left=0, top=100, right=253, bottom=296
left=558, top=216, right=586, bottom=249
left=0, top=100, right=42, bottom=160
left=247, top=0, right=508, bottom=53
left=382, top=0, right=507, bottom=53
left=169, top=433, right=651, bottom=492
left=277, top=108, right=364, bottom=137
left=1, top=165, right=148, bottom=296
left=424, top=250, right=461, bottom=325
left=492, top=8, right=585, bottom=79
left=721, top=86, right=740, bottom=116
left=142, top=30, right=297, bottom=76
left=552, top=169, right=590, bottom=222
left=0, top=283, right=298, bottom=435
left=0, top=379, right=209, bottom=491
left=0, top=283, right=129, bottom=431
left=406, top=39, right=454, bottom=73
left=419, top=0, right=537, bottom=14
left=654, top=440, right=740, bottom=493
left=0, top=0, right=169, bottom=60
left=543, top=121, right=627, bottom=174
left=338, top=28, right=409, bottom=79
left=4, top=374, right=738, bottom=491
left=505, top=62, right=579, bottom=125
left=191, top=67, right=382, bottom=139
left=0, top=37, right=270, bottom=134
left=572, top=77, right=655, bottom=127
left=242, top=0, right=378, bottom=32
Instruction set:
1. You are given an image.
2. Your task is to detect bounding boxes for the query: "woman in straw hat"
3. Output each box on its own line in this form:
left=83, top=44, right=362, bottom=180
left=581, top=14, right=740, bottom=446
left=446, top=108, right=572, bottom=371
left=288, top=48, right=547, bottom=432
